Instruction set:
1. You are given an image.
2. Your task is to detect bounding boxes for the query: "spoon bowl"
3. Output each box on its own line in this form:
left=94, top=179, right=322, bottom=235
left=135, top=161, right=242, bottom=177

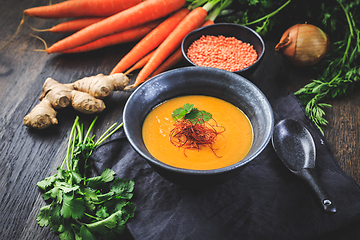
left=272, top=118, right=336, bottom=213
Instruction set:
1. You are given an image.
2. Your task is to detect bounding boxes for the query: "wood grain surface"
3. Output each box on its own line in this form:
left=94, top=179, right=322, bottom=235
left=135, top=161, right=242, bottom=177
left=0, top=0, right=359, bottom=239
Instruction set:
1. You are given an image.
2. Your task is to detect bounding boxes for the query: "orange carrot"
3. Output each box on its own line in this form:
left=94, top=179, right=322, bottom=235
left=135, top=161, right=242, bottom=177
left=144, top=0, right=231, bottom=76
left=24, top=0, right=142, bottom=19
left=62, top=20, right=161, bottom=54
left=147, top=19, right=215, bottom=78
left=125, top=51, right=155, bottom=75
left=132, top=6, right=210, bottom=88
left=149, top=48, right=183, bottom=77
left=46, top=0, right=186, bottom=54
left=29, top=17, right=106, bottom=33
left=110, top=7, right=189, bottom=74
left=201, top=19, right=215, bottom=27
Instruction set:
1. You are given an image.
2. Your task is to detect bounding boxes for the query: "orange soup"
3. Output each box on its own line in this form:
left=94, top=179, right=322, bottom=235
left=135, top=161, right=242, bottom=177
left=142, top=95, right=253, bottom=170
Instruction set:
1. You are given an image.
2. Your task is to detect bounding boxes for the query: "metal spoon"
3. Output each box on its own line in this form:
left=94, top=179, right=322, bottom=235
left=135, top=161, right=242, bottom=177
left=271, top=118, right=337, bottom=213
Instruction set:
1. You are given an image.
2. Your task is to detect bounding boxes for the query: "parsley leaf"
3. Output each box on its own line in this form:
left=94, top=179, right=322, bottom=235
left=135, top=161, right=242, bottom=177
left=36, top=205, right=51, bottom=227
left=96, top=206, right=110, bottom=219
left=36, top=175, right=56, bottom=190
left=61, top=193, right=85, bottom=219
left=172, top=103, right=212, bottom=123
left=80, top=226, right=98, bottom=240
left=87, top=168, right=115, bottom=190
left=111, top=178, right=135, bottom=199
left=172, top=103, right=194, bottom=121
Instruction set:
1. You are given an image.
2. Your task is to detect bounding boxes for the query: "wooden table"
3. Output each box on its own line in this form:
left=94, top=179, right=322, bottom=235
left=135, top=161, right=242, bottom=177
left=1, top=0, right=359, bottom=239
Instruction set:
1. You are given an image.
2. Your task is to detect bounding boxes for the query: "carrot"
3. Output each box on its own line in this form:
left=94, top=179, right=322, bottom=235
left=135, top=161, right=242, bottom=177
left=46, top=0, right=186, bottom=54
left=131, top=0, right=233, bottom=86
left=125, top=51, right=155, bottom=75
left=201, top=19, right=215, bottom=27
left=131, top=6, right=213, bottom=88
left=147, top=19, right=215, bottom=78
left=23, top=0, right=142, bottom=19
left=110, top=7, right=189, bottom=74
left=62, top=20, right=161, bottom=54
left=28, top=17, right=106, bottom=33
left=150, top=48, right=183, bottom=77
left=123, top=20, right=213, bottom=78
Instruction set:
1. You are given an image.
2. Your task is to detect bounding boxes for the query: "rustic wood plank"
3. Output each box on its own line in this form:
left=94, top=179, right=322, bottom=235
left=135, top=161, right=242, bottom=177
left=0, top=0, right=359, bottom=239
left=324, top=90, right=360, bottom=184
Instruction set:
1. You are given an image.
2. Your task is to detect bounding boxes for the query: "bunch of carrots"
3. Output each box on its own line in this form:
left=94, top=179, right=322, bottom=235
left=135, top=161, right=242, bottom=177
left=22, top=0, right=233, bottom=88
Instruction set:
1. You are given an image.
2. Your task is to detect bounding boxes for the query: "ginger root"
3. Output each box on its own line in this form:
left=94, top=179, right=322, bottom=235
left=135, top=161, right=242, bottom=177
left=23, top=98, right=58, bottom=130
left=24, top=73, right=129, bottom=130
left=71, top=73, right=129, bottom=99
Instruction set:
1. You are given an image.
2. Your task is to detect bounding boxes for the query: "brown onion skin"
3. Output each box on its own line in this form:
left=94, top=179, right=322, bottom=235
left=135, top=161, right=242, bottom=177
left=275, top=23, right=330, bottom=66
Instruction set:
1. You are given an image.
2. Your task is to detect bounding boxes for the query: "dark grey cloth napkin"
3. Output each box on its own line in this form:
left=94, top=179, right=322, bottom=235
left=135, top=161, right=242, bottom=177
left=91, top=93, right=360, bottom=240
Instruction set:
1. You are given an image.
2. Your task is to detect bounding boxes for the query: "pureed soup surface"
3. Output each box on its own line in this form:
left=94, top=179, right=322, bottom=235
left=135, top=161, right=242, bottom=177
left=142, top=95, right=253, bottom=170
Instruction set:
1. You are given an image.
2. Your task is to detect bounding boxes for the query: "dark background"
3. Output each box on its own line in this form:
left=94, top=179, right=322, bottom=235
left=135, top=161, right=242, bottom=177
left=0, top=0, right=359, bottom=239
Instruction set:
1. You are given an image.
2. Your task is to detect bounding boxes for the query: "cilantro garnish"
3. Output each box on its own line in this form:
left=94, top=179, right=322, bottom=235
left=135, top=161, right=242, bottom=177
left=172, top=103, right=212, bottom=124
left=172, top=103, right=194, bottom=121
left=36, top=116, right=135, bottom=240
left=170, top=103, right=225, bottom=157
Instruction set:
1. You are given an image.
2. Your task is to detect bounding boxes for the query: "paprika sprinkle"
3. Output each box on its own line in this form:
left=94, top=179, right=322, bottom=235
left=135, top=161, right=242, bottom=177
left=186, top=35, right=258, bottom=72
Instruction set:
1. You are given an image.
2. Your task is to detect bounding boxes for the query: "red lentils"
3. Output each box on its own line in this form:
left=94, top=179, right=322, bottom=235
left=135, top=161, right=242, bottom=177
left=186, top=35, right=258, bottom=72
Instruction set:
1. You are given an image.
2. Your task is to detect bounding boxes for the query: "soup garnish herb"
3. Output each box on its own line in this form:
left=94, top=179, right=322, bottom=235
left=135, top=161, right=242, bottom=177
left=170, top=103, right=225, bottom=157
left=172, top=103, right=212, bottom=123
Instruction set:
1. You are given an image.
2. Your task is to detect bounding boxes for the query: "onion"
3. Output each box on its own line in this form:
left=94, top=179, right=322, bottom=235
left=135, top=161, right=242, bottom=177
left=275, top=23, right=330, bottom=66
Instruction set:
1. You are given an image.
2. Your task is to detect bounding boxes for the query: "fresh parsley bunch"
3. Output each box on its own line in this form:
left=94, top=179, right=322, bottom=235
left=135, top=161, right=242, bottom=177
left=223, top=0, right=360, bottom=134
left=218, top=0, right=292, bottom=35
left=294, top=0, right=360, bottom=134
left=36, top=117, right=135, bottom=240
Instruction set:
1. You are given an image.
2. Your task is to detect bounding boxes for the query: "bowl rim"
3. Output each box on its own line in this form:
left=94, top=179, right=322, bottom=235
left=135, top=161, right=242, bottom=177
left=181, top=23, right=266, bottom=73
left=123, top=66, right=274, bottom=175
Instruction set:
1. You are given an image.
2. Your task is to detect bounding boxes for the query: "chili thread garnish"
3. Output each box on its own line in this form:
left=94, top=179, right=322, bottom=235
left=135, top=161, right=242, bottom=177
left=170, top=104, right=226, bottom=157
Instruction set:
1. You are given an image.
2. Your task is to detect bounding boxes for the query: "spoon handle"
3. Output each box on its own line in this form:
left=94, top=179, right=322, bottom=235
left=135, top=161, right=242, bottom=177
left=297, top=168, right=337, bottom=213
